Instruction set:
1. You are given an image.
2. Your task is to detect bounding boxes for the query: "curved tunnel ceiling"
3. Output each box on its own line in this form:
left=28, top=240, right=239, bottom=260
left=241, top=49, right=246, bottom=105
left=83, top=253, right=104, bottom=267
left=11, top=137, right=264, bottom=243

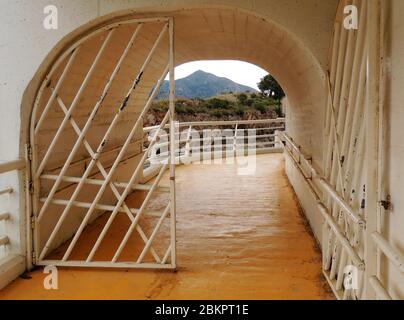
left=28, top=7, right=335, bottom=175
left=173, top=8, right=324, bottom=103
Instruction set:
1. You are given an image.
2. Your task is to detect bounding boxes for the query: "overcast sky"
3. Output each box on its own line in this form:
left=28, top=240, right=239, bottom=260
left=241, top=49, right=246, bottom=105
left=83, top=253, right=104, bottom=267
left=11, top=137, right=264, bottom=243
left=169, top=60, right=268, bottom=90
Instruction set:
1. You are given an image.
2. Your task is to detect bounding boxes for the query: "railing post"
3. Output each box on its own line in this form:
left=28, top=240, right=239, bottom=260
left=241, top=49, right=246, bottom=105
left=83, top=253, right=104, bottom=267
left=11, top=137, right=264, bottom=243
left=169, top=17, right=177, bottom=269
left=0, top=212, right=10, bottom=221
left=364, top=0, right=382, bottom=300
left=0, top=158, right=27, bottom=285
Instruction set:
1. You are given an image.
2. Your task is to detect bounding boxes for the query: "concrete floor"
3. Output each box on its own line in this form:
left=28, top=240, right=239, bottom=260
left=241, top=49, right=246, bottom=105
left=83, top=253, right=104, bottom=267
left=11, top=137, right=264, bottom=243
left=0, top=154, right=333, bottom=300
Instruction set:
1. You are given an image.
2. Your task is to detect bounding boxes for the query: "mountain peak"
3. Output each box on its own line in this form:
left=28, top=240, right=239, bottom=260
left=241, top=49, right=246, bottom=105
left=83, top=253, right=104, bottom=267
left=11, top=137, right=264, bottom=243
left=186, top=70, right=218, bottom=79
left=158, top=70, right=256, bottom=99
left=192, top=69, right=208, bottom=75
left=186, top=69, right=210, bottom=77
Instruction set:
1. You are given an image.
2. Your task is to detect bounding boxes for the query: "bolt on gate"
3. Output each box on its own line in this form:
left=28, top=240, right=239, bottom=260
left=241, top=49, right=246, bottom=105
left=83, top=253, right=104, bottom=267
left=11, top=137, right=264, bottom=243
left=29, top=17, right=177, bottom=269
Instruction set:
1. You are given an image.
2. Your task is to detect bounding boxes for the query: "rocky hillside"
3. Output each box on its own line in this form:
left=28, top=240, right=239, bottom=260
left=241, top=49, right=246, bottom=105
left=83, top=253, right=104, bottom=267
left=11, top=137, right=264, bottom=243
left=145, top=92, right=283, bottom=127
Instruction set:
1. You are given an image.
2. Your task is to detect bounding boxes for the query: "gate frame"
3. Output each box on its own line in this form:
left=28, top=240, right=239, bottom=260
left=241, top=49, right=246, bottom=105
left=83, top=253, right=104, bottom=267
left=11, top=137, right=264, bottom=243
left=28, top=16, right=177, bottom=270
left=321, top=0, right=385, bottom=299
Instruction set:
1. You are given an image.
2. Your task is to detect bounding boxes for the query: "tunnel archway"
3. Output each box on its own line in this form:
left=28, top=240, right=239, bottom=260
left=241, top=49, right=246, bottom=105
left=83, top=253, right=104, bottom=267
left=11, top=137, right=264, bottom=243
left=22, top=6, right=328, bottom=165
left=21, top=7, right=328, bottom=269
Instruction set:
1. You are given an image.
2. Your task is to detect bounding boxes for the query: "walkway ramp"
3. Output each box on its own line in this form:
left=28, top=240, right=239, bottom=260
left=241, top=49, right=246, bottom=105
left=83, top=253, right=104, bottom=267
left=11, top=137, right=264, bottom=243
left=0, top=154, right=333, bottom=300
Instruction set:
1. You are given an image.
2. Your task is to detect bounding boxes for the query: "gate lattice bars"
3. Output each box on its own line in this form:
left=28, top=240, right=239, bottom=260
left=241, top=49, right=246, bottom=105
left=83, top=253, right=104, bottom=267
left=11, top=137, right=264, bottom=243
left=321, top=0, right=387, bottom=299
left=30, top=17, right=177, bottom=269
left=321, top=0, right=369, bottom=299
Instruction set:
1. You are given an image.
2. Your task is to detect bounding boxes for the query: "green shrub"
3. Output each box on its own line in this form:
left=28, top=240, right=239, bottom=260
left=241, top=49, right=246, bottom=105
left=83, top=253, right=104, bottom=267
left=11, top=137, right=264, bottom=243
left=206, top=98, right=231, bottom=109
left=245, top=99, right=254, bottom=107
left=151, top=100, right=169, bottom=112
left=273, top=105, right=284, bottom=118
left=252, top=101, right=268, bottom=113
left=236, top=93, right=248, bottom=105
left=175, top=103, right=197, bottom=115
left=209, top=109, right=231, bottom=117
left=235, top=106, right=245, bottom=116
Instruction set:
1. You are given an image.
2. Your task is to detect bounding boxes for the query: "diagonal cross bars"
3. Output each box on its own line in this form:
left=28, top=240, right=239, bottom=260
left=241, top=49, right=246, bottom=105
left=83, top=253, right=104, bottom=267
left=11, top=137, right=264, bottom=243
left=32, top=18, right=176, bottom=269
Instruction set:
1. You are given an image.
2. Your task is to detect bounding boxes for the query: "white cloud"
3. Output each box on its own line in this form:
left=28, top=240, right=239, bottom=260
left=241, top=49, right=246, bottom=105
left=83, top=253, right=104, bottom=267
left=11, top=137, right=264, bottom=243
left=166, top=60, right=268, bottom=90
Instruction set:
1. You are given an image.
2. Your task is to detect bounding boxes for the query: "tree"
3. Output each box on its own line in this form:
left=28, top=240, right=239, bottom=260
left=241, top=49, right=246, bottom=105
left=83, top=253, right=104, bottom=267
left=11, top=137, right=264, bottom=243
left=257, top=74, right=285, bottom=100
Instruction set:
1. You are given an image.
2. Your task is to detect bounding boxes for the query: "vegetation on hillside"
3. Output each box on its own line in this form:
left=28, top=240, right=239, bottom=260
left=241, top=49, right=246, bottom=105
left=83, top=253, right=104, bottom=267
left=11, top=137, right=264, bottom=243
left=144, top=73, right=285, bottom=127
left=145, top=92, right=283, bottom=126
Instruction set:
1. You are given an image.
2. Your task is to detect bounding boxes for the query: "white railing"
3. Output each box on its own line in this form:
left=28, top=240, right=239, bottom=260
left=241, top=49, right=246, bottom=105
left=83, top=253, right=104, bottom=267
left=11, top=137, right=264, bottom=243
left=0, top=159, right=25, bottom=262
left=0, top=160, right=28, bottom=290
left=369, top=232, right=404, bottom=300
left=277, top=131, right=365, bottom=299
left=142, top=118, right=285, bottom=172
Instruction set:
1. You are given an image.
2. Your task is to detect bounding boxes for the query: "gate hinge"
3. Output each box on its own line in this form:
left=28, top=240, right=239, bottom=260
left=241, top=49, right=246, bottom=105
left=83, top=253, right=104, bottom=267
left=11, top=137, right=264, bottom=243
left=31, top=251, right=36, bottom=264
left=30, top=216, right=36, bottom=230
left=28, top=180, right=34, bottom=195
left=27, top=144, right=33, bottom=161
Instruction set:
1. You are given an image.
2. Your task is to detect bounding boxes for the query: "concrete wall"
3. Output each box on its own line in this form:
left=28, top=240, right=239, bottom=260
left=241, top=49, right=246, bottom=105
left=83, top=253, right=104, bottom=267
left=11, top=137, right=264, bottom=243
left=284, top=155, right=323, bottom=247
left=381, top=0, right=404, bottom=299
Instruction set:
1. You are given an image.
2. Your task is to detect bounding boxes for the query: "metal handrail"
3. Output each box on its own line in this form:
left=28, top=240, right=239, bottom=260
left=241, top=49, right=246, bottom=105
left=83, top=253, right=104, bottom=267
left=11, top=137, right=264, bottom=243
left=143, top=118, right=285, bottom=133
left=372, top=232, right=404, bottom=274
left=0, top=187, right=13, bottom=196
left=143, top=118, right=285, bottom=163
left=278, top=131, right=404, bottom=300
left=0, top=159, right=25, bottom=174
left=369, top=276, right=392, bottom=300
left=278, top=131, right=365, bottom=226
left=0, top=159, right=26, bottom=255
left=278, top=132, right=364, bottom=270
left=368, top=232, right=404, bottom=300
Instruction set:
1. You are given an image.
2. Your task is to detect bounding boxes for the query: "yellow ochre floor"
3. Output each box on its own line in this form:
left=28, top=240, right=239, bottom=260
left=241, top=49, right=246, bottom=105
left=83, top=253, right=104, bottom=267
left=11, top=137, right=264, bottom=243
left=0, top=154, right=333, bottom=300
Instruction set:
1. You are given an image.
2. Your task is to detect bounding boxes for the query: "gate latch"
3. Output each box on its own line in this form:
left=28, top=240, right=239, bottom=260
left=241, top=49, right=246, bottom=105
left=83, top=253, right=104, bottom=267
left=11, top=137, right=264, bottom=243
left=380, top=195, right=392, bottom=211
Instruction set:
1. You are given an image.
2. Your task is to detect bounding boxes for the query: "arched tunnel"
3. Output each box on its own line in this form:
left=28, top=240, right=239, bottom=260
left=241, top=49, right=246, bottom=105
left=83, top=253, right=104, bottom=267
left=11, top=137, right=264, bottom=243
left=25, top=7, right=328, bottom=263
left=0, top=0, right=403, bottom=300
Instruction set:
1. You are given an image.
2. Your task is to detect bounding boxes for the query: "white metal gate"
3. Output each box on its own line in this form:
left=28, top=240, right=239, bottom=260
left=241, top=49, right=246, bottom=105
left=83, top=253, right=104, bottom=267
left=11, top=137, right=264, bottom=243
left=29, top=17, right=177, bottom=269
left=322, top=0, right=383, bottom=299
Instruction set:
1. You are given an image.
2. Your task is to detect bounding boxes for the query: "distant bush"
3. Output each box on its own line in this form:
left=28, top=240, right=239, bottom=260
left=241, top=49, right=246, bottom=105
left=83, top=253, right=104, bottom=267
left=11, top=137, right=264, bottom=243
left=206, top=98, right=231, bottom=109
left=209, top=109, right=230, bottom=118
left=236, top=93, right=248, bottom=105
left=235, top=106, right=245, bottom=116
left=252, top=101, right=268, bottom=113
left=151, top=100, right=169, bottom=112
left=273, top=105, right=284, bottom=118
left=245, top=99, right=254, bottom=107
left=175, top=103, right=196, bottom=115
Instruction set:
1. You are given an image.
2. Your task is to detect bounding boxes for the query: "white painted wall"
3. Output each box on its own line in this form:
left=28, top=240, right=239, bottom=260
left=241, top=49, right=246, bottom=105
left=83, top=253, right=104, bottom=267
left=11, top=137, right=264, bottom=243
left=0, top=1, right=106, bottom=289
left=381, top=0, right=404, bottom=300
left=0, top=0, right=99, bottom=160
left=284, top=156, right=323, bottom=247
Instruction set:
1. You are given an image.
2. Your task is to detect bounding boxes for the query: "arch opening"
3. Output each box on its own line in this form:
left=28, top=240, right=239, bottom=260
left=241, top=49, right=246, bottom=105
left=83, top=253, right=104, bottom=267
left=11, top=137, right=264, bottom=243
left=22, top=7, right=327, bottom=274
